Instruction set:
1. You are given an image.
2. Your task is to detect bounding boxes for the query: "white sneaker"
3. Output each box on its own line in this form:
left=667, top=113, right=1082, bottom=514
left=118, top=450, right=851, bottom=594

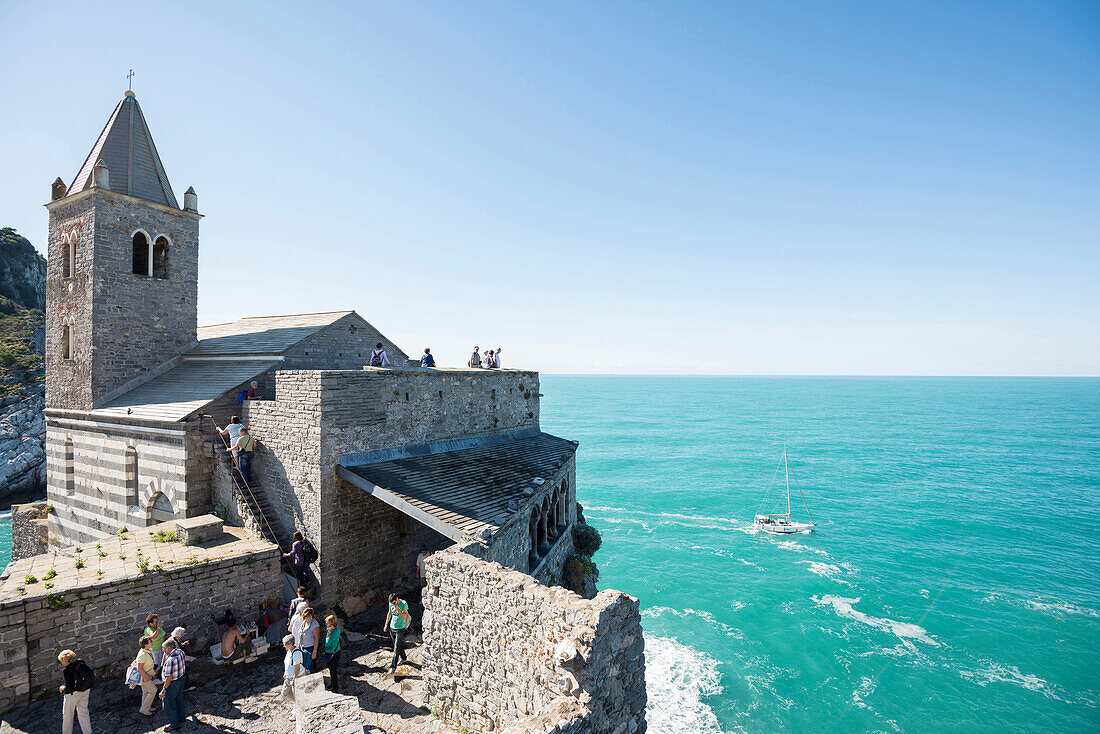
left=288, top=710, right=297, bottom=722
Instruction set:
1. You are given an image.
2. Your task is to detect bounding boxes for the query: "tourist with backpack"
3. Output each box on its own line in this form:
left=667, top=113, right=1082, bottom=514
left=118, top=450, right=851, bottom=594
left=58, top=649, right=93, bottom=734
left=284, top=531, right=318, bottom=588
left=369, top=342, right=390, bottom=367
left=159, top=637, right=187, bottom=731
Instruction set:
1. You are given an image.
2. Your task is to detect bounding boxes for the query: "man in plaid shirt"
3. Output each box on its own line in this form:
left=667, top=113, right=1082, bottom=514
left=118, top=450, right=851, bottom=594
left=159, top=638, right=187, bottom=731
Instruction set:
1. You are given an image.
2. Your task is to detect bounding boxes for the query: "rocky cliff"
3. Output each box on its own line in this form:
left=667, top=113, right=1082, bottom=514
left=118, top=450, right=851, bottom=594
left=0, top=229, right=46, bottom=504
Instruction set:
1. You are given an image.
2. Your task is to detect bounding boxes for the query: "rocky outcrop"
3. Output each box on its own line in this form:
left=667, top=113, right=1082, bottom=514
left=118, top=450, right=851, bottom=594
left=0, top=383, right=44, bottom=503
left=0, top=229, right=45, bottom=312
left=0, top=228, right=46, bottom=504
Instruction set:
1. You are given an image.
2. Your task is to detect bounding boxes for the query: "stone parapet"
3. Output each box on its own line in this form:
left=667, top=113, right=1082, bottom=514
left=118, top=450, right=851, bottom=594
left=422, top=549, right=646, bottom=734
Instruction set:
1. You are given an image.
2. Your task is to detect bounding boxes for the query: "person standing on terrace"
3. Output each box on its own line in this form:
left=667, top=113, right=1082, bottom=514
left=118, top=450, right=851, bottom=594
left=159, top=638, right=187, bottom=731
left=370, top=342, right=390, bottom=367
left=468, top=346, right=482, bottom=368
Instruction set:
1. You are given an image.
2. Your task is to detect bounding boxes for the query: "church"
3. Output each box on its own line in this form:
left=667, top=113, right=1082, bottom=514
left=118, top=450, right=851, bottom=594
left=43, top=90, right=580, bottom=607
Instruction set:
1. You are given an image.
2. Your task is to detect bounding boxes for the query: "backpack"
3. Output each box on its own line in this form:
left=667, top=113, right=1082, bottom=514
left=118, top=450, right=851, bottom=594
left=302, top=538, right=318, bottom=565
left=73, top=660, right=95, bottom=691
left=236, top=390, right=248, bottom=404
left=370, top=350, right=384, bottom=367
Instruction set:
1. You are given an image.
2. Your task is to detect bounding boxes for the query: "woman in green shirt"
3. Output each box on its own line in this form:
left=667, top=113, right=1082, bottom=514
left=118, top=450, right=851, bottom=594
left=322, top=614, right=342, bottom=693
left=143, top=613, right=166, bottom=668
left=383, top=593, right=410, bottom=675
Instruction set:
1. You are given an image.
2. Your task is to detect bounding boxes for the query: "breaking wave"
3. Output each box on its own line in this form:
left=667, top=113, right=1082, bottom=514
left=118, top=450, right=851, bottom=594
left=644, top=635, right=738, bottom=733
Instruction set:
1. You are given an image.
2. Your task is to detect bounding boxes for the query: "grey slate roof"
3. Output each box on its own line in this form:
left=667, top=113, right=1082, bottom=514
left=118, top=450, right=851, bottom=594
left=69, top=92, right=179, bottom=208
left=339, top=432, right=577, bottom=540
left=93, top=359, right=278, bottom=421
left=189, top=312, right=353, bottom=356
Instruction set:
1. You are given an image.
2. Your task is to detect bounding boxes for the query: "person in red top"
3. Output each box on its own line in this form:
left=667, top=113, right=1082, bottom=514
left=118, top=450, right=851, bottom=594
left=245, top=381, right=260, bottom=399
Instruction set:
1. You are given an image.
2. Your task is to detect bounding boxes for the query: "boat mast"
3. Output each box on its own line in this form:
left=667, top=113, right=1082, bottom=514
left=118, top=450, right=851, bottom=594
left=784, top=448, right=791, bottom=517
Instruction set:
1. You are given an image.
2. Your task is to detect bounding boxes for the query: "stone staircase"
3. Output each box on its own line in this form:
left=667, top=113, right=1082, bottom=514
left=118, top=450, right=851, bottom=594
left=217, top=451, right=292, bottom=554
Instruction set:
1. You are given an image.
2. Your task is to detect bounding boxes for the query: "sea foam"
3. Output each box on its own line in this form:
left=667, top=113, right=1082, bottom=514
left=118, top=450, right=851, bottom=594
left=812, top=595, right=938, bottom=648
left=644, top=634, right=738, bottom=733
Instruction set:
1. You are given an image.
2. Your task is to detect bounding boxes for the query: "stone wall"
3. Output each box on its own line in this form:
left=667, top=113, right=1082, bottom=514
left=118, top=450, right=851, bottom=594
left=281, top=312, right=410, bottom=370
left=45, top=190, right=201, bottom=411
left=239, top=368, right=541, bottom=604
left=9, top=503, right=49, bottom=561
left=422, top=549, right=647, bottom=734
left=43, top=412, right=205, bottom=545
left=0, top=520, right=281, bottom=713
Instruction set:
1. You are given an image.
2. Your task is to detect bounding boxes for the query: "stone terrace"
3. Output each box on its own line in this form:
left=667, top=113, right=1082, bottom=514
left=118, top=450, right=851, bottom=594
left=0, top=520, right=274, bottom=599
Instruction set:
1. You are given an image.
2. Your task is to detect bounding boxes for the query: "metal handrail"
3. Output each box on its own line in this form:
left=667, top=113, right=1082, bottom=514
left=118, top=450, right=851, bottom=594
left=203, top=414, right=287, bottom=554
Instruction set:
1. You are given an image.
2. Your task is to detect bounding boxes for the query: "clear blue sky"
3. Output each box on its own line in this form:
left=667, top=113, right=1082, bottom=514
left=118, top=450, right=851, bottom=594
left=2, top=1, right=1097, bottom=374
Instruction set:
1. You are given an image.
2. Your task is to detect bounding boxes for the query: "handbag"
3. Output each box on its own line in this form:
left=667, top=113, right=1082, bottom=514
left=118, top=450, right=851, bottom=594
left=124, top=660, right=142, bottom=688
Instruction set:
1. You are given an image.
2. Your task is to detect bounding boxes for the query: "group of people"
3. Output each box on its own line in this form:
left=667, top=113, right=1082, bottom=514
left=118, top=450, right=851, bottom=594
left=216, top=415, right=256, bottom=485
left=467, top=346, right=503, bottom=369
left=281, top=589, right=343, bottom=721
left=56, top=589, right=423, bottom=732
left=58, top=613, right=193, bottom=734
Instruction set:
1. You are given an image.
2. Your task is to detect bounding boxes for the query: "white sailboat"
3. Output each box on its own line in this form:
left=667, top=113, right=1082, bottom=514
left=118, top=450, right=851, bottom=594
left=754, top=449, right=817, bottom=534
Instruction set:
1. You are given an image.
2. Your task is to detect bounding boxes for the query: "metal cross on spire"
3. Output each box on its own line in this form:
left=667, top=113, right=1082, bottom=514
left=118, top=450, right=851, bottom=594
left=127, top=69, right=134, bottom=91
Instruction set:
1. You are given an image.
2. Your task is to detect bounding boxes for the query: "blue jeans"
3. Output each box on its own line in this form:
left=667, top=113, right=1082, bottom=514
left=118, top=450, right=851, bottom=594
left=162, top=678, right=186, bottom=727
left=237, top=451, right=253, bottom=484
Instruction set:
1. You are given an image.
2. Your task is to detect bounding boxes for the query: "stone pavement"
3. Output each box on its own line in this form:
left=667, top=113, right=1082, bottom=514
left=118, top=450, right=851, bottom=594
left=0, top=612, right=460, bottom=734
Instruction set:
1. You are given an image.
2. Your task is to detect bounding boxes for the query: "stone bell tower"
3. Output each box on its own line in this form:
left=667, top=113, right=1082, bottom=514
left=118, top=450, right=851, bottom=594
left=44, top=91, right=202, bottom=411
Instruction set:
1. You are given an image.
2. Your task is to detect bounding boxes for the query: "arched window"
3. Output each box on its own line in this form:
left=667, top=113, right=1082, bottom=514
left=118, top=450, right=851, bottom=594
left=61, top=324, right=74, bottom=360
left=152, top=236, right=169, bottom=279
left=60, top=233, right=74, bottom=278
left=132, top=231, right=150, bottom=276
left=64, top=438, right=75, bottom=495
left=125, top=447, right=138, bottom=507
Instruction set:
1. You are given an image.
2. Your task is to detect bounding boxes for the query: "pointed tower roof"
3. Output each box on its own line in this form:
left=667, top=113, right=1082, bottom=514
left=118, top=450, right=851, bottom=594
left=68, top=91, right=179, bottom=208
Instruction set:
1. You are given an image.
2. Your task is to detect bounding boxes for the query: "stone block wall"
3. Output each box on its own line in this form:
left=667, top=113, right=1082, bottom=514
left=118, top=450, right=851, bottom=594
left=238, top=368, right=541, bottom=604
left=324, top=477, right=452, bottom=609
left=44, top=413, right=203, bottom=545
left=0, top=526, right=281, bottom=712
left=46, top=190, right=201, bottom=411
left=238, top=371, right=325, bottom=557
left=422, top=550, right=647, bottom=734
left=281, top=312, right=410, bottom=370
left=9, top=503, right=49, bottom=562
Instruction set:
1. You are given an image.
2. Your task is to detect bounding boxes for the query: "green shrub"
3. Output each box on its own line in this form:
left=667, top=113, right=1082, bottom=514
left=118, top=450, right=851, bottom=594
left=74, top=559, right=84, bottom=569
left=43, top=569, right=57, bottom=580
left=572, top=523, right=602, bottom=557
left=24, top=574, right=38, bottom=585
left=151, top=530, right=178, bottom=543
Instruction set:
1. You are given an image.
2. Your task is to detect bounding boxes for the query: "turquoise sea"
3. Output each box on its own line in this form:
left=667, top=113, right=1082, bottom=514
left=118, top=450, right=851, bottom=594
left=540, top=377, right=1100, bottom=734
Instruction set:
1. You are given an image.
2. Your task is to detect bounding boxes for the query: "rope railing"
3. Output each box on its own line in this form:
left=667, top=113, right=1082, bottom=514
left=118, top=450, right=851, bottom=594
left=202, top=414, right=288, bottom=554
